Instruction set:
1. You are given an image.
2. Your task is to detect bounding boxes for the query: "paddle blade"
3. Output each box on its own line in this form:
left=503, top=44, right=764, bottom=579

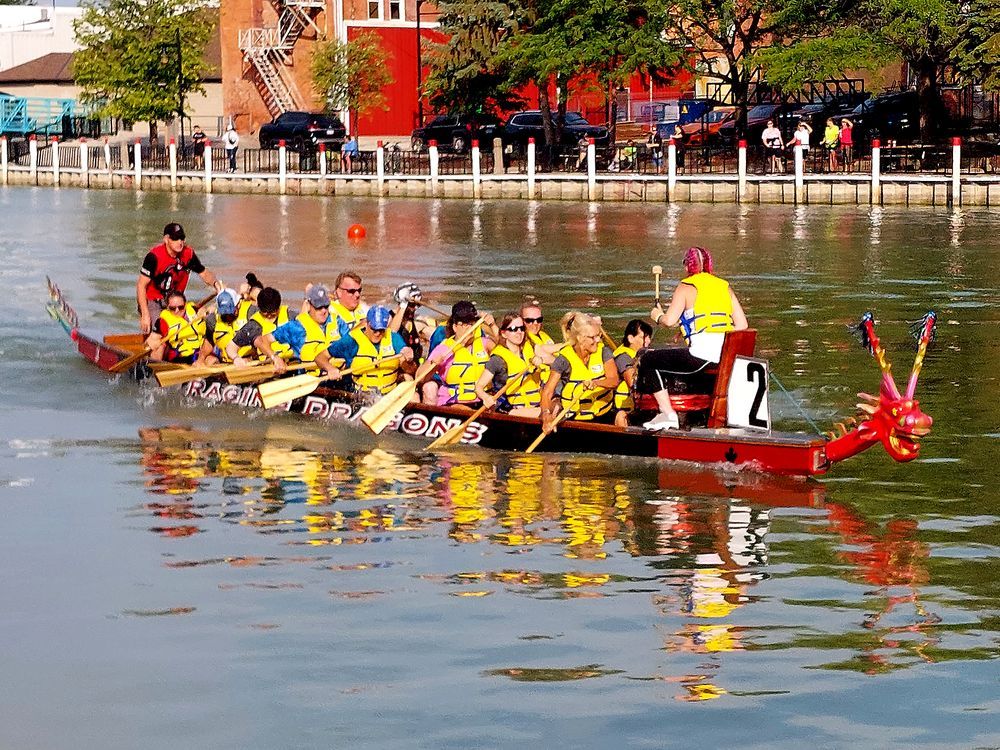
left=155, top=365, right=226, bottom=387
left=257, top=374, right=321, bottom=409
left=361, top=381, right=418, bottom=434
left=109, top=347, right=151, bottom=374
left=225, top=364, right=277, bottom=385
left=426, top=420, right=467, bottom=450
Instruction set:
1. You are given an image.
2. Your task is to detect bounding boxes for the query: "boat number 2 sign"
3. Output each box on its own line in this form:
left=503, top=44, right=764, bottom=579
left=727, top=356, right=770, bottom=431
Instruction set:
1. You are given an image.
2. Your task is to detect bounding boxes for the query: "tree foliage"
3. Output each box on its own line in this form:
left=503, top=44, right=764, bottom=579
left=953, top=0, right=1000, bottom=92
left=311, top=31, right=394, bottom=123
left=73, top=0, right=216, bottom=141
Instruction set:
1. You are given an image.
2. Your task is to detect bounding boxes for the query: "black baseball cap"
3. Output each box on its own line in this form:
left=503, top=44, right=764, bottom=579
left=451, top=301, right=478, bottom=324
left=164, top=222, right=185, bottom=241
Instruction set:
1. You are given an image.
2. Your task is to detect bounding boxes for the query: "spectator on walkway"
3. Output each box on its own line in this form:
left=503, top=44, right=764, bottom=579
left=575, top=135, right=589, bottom=170
left=839, top=118, right=854, bottom=169
left=672, top=124, right=686, bottom=172
left=821, top=118, right=840, bottom=172
left=648, top=130, right=663, bottom=173
left=192, top=125, right=207, bottom=169
left=341, top=134, right=359, bottom=173
left=761, top=118, right=783, bottom=173
left=787, top=119, right=812, bottom=169
left=224, top=125, right=239, bottom=173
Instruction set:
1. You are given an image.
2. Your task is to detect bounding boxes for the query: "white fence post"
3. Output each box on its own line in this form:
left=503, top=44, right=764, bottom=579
left=793, top=142, right=804, bottom=202
left=871, top=138, right=881, bottom=204
left=472, top=139, right=481, bottom=198
left=429, top=139, right=439, bottom=194
left=169, top=138, right=177, bottom=188
left=527, top=137, right=536, bottom=198
left=737, top=138, right=747, bottom=200
left=52, top=136, right=60, bottom=185
left=134, top=139, right=142, bottom=189
left=667, top=138, right=677, bottom=201
left=80, top=138, right=88, bottom=176
left=0, top=135, right=7, bottom=185
left=29, top=135, right=37, bottom=180
left=376, top=140, right=385, bottom=194
left=278, top=139, right=286, bottom=194
left=587, top=137, right=596, bottom=201
left=951, top=136, right=962, bottom=207
left=204, top=140, right=213, bottom=193
left=319, top=143, right=327, bottom=178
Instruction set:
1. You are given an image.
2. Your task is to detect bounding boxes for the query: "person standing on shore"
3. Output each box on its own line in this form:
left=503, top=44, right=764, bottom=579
left=761, top=119, right=783, bottom=173
left=821, top=118, right=840, bottom=172
left=224, top=125, right=239, bottom=173
left=191, top=125, right=207, bottom=169
left=839, top=118, right=854, bottom=169
left=136, top=222, right=223, bottom=335
left=341, top=134, right=359, bottom=173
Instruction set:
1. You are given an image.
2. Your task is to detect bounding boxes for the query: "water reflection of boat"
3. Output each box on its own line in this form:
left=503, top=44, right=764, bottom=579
left=50, top=278, right=935, bottom=477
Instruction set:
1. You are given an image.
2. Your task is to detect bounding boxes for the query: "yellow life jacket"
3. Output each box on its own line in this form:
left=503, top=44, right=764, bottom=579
left=235, top=299, right=255, bottom=330
left=526, top=329, right=554, bottom=383
left=349, top=328, right=401, bottom=395
left=295, top=311, right=337, bottom=363
left=612, top=344, right=638, bottom=410
left=557, top=343, right=613, bottom=420
left=680, top=273, right=735, bottom=343
left=442, top=334, right=489, bottom=404
left=491, top=345, right=541, bottom=408
left=158, top=303, right=205, bottom=359
left=250, top=307, right=292, bottom=360
left=209, top=315, right=239, bottom=363
left=331, top=300, right=365, bottom=333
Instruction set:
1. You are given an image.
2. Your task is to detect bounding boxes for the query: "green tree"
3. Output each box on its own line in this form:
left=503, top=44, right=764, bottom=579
left=73, top=0, right=216, bottom=144
left=311, top=31, right=394, bottom=127
left=423, top=0, right=524, bottom=116
left=953, top=0, right=1000, bottom=92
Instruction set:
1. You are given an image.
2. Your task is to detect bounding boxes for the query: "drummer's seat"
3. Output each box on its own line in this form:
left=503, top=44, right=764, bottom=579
left=633, top=329, right=757, bottom=427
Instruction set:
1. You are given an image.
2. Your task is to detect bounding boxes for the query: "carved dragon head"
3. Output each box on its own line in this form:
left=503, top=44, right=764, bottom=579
left=847, top=312, right=935, bottom=462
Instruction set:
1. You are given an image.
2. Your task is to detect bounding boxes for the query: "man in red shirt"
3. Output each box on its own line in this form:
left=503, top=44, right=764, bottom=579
left=136, top=222, right=223, bottom=334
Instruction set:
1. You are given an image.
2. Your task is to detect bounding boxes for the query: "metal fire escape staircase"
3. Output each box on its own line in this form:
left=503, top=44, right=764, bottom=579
left=239, top=0, right=327, bottom=116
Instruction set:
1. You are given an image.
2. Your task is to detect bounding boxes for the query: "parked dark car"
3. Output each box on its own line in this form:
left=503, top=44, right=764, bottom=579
left=258, top=111, right=346, bottom=151
left=791, top=91, right=871, bottom=132
left=848, top=90, right=920, bottom=146
left=716, top=102, right=799, bottom=147
left=410, top=113, right=501, bottom=153
left=502, top=110, right=610, bottom=153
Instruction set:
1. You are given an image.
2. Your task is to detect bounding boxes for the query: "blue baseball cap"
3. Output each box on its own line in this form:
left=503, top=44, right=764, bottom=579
left=216, top=289, right=237, bottom=315
left=366, top=304, right=392, bottom=331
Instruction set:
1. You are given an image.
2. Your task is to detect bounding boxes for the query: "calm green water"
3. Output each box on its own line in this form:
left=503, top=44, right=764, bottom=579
left=1, top=187, right=998, bottom=749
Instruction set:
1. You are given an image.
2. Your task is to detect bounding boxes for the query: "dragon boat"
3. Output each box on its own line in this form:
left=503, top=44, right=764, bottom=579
left=46, top=278, right=935, bottom=478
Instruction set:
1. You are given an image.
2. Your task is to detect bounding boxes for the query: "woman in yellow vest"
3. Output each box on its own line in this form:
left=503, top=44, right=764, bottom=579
left=520, top=298, right=561, bottom=372
left=145, top=291, right=208, bottom=363
left=314, top=305, right=415, bottom=394
left=612, top=318, right=653, bottom=427
left=539, top=311, right=620, bottom=431
left=420, top=301, right=495, bottom=405
left=643, top=246, right=748, bottom=430
left=254, top=283, right=339, bottom=375
left=228, top=287, right=292, bottom=365
left=474, top=311, right=542, bottom=416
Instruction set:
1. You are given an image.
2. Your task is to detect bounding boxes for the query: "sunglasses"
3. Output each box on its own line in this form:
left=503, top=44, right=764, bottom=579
left=167, top=305, right=185, bottom=312
left=338, top=287, right=362, bottom=295
left=312, top=303, right=330, bottom=310
left=504, top=325, right=526, bottom=333
left=523, top=316, right=543, bottom=324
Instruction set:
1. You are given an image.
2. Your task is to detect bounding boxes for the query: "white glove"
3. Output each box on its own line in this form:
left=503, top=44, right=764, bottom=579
left=394, top=283, right=422, bottom=305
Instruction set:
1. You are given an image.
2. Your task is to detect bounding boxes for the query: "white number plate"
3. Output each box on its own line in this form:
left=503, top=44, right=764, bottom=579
left=727, top=356, right=770, bottom=430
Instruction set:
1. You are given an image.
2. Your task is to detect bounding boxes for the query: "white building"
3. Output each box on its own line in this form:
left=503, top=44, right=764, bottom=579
left=0, top=6, right=84, bottom=72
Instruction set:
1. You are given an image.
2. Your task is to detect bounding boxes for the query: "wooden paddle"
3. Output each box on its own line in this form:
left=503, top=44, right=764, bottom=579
left=257, top=354, right=404, bottom=409
left=117, top=289, right=218, bottom=375
left=525, top=389, right=587, bottom=454
left=652, top=264, right=662, bottom=306
left=362, top=317, right=486, bottom=435
left=224, top=360, right=321, bottom=385
left=155, top=363, right=233, bottom=387
left=426, top=370, right=529, bottom=449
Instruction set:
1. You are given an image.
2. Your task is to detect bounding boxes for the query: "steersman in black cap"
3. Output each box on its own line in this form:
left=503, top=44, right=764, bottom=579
left=136, top=222, right=224, bottom=334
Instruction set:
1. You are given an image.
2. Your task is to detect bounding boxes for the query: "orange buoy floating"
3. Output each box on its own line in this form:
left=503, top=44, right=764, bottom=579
left=347, top=223, right=367, bottom=240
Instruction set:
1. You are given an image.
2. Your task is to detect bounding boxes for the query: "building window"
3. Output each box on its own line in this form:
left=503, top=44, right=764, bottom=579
left=368, top=0, right=380, bottom=19
left=389, top=0, right=401, bottom=19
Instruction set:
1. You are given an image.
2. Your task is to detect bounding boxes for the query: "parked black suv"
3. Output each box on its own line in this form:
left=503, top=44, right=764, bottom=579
left=502, top=110, right=610, bottom=152
left=716, top=102, right=799, bottom=147
left=411, top=114, right=501, bottom=153
left=258, top=112, right=347, bottom=151
left=848, top=91, right=920, bottom=146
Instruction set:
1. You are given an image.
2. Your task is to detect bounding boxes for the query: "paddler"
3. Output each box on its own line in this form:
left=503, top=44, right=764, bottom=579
left=421, top=301, right=496, bottom=405
left=197, top=288, right=242, bottom=365
left=539, top=311, right=620, bottom=430
left=144, top=290, right=208, bottom=363
left=641, top=246, right=748, bottom=430
left=136, top=222, right=223, bottom=335
left=235, top=272, right=263, bottom=328
left=330, top=271, right=368, bottom=336
left=253, top=283, right=338, bottom=374
left=612, top=319, right=653, bottom=427
left=229, top=287, right=291, bottom=366
left=313, top=304, right=415, bottom=393
left=520, top=298, right=561, bottom=365
left=473, top=311, right=542, bottom=417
